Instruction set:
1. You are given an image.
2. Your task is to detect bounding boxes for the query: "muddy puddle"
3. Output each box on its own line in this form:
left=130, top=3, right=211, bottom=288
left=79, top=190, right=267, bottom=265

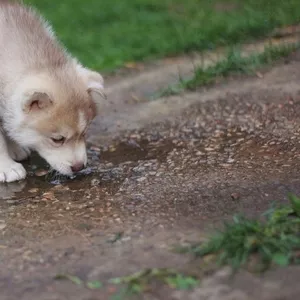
left=1, top=124, right=296, bottom=202
left=0, top=138, right=180, bottom=203
left=100, top=138, right=178, bottom=164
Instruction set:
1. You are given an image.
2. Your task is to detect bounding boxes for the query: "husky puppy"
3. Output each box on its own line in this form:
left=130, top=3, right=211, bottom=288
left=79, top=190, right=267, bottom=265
left=0, top=0, right=106, bottom=182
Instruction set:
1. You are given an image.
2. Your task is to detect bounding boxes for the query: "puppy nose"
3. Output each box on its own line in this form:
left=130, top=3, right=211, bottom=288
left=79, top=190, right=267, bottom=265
left=71, top=162, right=84, bottom=173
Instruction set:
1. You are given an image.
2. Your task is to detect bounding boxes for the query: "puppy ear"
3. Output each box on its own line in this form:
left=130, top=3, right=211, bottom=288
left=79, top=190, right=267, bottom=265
left=23, top=92, right=52, bottom=113
left=87, top=78, right=107, bottom=112
left=77, top=65, right=107, bottom=114
left=87, top=81, right=106, bottom=100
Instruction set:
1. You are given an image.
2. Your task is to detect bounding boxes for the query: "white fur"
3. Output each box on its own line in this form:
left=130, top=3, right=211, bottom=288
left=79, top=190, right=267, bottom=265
left=35, top=141, right=87, bottom=175
left=0, top=132, right=27, bottom=182
left=0, top=2, right=105, bottom=182
left=78, top=111, right=87, bottom=133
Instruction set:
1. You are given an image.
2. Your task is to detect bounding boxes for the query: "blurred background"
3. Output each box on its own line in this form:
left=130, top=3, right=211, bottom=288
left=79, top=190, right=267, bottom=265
left=25, top=0, right=300, bottom=72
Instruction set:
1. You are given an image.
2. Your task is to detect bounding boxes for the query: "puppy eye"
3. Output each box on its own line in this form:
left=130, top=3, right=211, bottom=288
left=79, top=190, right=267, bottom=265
left=51, top=136, right=65, bottom=145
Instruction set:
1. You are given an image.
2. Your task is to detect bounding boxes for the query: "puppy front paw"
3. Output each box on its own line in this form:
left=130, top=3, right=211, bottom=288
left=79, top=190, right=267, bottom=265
left=7, top=140, right=31, bottom=162
left=0, top=161, right=26, bottom=183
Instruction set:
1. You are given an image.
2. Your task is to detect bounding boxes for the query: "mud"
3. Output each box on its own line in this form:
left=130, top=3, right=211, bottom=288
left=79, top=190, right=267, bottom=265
left=1, top=36, right=300, bottom=300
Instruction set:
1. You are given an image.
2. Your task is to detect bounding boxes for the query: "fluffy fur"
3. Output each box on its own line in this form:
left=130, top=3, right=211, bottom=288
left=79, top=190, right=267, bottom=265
left=0, top=1, right=106, bottom=182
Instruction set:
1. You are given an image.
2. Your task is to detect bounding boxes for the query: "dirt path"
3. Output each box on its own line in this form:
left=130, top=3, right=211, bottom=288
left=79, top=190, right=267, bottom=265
left=88, top=34, right=300, bottom=144
left=1, top=35, right=300, bottom=299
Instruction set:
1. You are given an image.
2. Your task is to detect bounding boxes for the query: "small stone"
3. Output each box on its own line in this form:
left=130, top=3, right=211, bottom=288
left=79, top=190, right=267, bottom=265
left=35, top=169, right=48, bottom=177
left=133, top=166, right=145, bottom=173
left=90, top=146, right=101, bottom=152
left=231, top=193, right=240, bottom=201
left=53, top=185, right=70, bottom=191
left=137, top=177, right=147, bottom=182
left=195, top=151, right=204, bottom=156
left=42, top=192, right=56, bottom=201
left=91, top=179, right=100, bottom=186
left=220, top=164, right=231, bottom=168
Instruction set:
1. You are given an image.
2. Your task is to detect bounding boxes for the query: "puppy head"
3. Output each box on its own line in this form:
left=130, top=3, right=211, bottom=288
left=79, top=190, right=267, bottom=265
left=6, top=68, right=106, bottom=175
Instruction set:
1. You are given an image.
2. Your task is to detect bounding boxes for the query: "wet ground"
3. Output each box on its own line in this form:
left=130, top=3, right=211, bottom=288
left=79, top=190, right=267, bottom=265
left=2, top=37, right=300, bottom=299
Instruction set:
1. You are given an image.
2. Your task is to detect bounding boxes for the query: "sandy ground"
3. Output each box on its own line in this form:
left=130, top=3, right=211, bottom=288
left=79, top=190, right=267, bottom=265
left=1, top=37, right=300, bottom=299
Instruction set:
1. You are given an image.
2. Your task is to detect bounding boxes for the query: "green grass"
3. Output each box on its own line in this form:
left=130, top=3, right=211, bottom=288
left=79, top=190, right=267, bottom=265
left=157, top=43, right=299, bottom=97
left=55, top=268, right=198, bottom=299
left=110, top=268, right=198, bottom=298
left=54, top=274, right=103, bottom=289
left=179, top=194, right=300, bottom=271
left=24, top=0, right=300, bottom=71
left=186, top=43, right=299, bottom=90
left=55, top=194, right=300, bottom=297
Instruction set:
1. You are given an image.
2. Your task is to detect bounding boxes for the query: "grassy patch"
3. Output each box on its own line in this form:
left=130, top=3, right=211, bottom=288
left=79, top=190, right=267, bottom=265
left=110, top=268, right=198, bottom=298
left=54, top=274, right=103, bottom=289
left=107, top=232, right=124, bottom=244
left=158, top=43, right=299, bottom=97
left=179, top=194, right=300, bottom=271
left=24, top=0, right=300, bottom=71
left=55, top=268, right=198, bottom=299
left=55, top=194, right=300, bottom=297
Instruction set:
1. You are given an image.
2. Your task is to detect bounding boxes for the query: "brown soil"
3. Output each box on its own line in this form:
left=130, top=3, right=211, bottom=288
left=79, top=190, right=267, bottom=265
left=1, top=38, right=300, bottom=300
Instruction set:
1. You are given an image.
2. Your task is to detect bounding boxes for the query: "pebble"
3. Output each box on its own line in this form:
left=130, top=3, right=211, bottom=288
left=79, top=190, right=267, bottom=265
left=109, top=146, right=116, bottom=152
left=90, top=146, right=101, bottom=152
left=91, top=179, right=100, bottom=186
left=52, top=185, right=69, bottom=191
left=220, top=164, right=232, bottom=168
left=137, top=177, right=147, bottom=182
left=42, top=192, right=56, bottom=201
left=133, top=166, right=145, bottom=173
left=231, top=193, right=240, bottom=201
left=196, top=151, right=204, bottom=156
left=35, top=169, right=48, bottom=177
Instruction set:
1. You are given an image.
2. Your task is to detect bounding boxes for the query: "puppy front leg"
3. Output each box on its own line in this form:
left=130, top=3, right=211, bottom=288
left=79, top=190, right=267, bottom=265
left=0, top=131, right=26, bottom=182
left=6, top=138, right=31, bottom=162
